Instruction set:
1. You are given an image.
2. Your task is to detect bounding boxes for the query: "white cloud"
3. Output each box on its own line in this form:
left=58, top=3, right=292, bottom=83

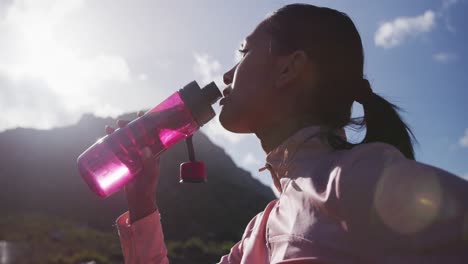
left=375, top=10, right=436, bottom=48
left=138, top=73, right=148, bottom=81
left=441, top=0, right=459, bottom=33
left=193, top=52, right=224, bottom=87
left=0, top=73, right=73, bottom=130
left=459, top=128, right=468, bottom=148
left=442, top=0, right=459, bottom=10
left=374, top=1, right=461, bottom=48
left=433, top=52, right=458, bottom=63
left=242, top=152, right=262, bottom=167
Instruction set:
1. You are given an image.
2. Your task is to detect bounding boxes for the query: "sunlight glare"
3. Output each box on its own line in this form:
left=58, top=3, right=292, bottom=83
left=1, top=0, right=129, bottom=116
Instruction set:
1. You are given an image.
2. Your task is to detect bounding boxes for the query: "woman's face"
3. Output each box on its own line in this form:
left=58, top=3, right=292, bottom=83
left=219, top=22, right=283, bottom=134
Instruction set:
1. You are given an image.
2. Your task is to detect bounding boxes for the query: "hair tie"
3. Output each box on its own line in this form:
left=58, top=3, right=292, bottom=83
left=355, top=79, right=373, bottom=105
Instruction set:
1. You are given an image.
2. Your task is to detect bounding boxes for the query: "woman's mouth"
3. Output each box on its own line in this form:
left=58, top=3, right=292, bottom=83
left=219, top=97, right=230, bottom=106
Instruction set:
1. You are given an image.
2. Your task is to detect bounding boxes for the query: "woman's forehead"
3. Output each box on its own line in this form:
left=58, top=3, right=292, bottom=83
left=244, top=24, right=270, bottom=47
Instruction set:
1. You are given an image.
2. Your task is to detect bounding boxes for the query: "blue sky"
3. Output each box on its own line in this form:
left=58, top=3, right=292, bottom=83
left=0, top=0, right=467, bottom=190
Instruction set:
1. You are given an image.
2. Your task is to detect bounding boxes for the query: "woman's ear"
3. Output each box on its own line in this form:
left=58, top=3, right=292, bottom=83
left=274, top=50, right=309, bottom=90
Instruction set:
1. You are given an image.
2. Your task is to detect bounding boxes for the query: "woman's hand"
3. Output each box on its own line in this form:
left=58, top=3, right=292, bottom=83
left=105, top=111, right=161, bottom=224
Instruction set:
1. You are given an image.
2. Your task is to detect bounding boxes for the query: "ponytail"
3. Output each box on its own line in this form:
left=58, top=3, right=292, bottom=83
left=329, top=79, right=417, bottom=160
left=359, top=90, right=417, bottom=160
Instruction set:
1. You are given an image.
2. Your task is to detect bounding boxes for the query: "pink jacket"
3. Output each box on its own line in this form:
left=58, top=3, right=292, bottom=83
left=116, top=125, right=468, bottom=263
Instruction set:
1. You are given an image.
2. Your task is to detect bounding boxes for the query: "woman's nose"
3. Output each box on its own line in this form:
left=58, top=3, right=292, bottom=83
left=223, top=72, right=232, bottom=85
left=223, top=64, right=237, bottom=85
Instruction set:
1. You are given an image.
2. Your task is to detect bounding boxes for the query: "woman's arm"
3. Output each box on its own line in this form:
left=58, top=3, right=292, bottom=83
left=116, top=210, right=169, bottom=264
left=108, top=113, right=168, bottom=263
left=115, top=146, right=166, bottom=264
left=116, top=202, right=271, bottom=264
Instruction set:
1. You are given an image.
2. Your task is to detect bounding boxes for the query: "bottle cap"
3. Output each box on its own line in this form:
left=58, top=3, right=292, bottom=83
left=179, top=81, right=222, bottom=127
left=201, top=82, right=222, bottom=105
left=180, top=161, right=207, bottom=183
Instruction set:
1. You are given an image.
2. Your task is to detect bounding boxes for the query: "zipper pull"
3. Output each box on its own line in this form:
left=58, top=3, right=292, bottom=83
left=258, top=163, right=273, bottom=172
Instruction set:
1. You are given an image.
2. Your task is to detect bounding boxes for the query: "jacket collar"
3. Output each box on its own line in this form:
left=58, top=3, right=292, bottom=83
left=260, top=125, right=334, bottom=193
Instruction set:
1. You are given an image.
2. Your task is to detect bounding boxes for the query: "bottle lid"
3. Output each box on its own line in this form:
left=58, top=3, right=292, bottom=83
left=201, top=82, right=222, bottom=105
left=179, top=81, right=222, bottom=127
left=180, top=161, right=207, bottom=183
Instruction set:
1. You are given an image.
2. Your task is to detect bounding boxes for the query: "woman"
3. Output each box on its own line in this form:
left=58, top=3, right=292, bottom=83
left=107, top=4, right=468, bottom=263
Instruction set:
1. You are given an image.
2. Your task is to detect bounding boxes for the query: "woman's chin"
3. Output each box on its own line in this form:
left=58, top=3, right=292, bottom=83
left=218, top=109, right=249, bottom=133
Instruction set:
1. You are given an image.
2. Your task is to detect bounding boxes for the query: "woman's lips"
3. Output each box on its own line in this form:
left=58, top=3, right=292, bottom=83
left=219, top=97, right=230, bottom=106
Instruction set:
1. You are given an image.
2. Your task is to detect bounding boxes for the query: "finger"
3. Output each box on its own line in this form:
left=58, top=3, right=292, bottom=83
left=137, top=110, right=145, bottom=117
left=142, top=148, right=160, bottom=173
left=141, top=147, right=152, bottom=161
left=105, top=125, right=115, bottom=134
left=141, top=147, right=160, bottom=165
left=117, top=119, right=130, bottom=128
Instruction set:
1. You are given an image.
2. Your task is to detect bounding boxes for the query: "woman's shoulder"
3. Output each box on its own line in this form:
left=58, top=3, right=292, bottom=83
left=334, top=141, right=405, bottom=174
left=346, top=141, right=404, bottom=162
left=331, top=142, right=468, bottom=255
left=342, top=141, right=461, bottom=179
left=335, top=141, right=466, bottom=197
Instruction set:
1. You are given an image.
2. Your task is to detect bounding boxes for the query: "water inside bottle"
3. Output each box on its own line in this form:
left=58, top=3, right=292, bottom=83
left=79, top=92, right=199, bottom=197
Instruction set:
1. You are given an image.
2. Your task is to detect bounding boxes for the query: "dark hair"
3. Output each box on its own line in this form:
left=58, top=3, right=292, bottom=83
left=263, top=4, right=417, bottom=160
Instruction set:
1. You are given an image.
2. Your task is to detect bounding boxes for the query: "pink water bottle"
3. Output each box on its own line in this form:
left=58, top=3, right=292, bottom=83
left=77, top=81, right=222, bottom=198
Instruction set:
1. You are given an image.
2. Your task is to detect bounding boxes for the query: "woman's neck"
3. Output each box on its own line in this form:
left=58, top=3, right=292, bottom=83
left=254, top=115, right=321, bottom=154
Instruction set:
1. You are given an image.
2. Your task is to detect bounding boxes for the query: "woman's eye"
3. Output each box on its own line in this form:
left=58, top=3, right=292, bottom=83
left=237, top=48, right=249, bottom=57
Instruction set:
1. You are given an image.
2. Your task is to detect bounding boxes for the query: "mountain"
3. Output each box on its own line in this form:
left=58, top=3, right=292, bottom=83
left=0, top=112, right=275, bottom=243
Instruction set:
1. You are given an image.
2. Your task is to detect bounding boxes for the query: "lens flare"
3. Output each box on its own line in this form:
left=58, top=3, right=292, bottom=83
left=374, top=160, right=442, bottom=234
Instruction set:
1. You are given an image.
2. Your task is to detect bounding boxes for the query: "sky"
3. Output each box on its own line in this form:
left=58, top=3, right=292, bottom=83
left=0, top=0, right=467, bottom=192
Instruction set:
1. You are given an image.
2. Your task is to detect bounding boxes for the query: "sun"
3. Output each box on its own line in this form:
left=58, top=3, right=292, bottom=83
left=1, top=0, right=130, bottom=117
left=4, top=1, right=91, bottom=101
